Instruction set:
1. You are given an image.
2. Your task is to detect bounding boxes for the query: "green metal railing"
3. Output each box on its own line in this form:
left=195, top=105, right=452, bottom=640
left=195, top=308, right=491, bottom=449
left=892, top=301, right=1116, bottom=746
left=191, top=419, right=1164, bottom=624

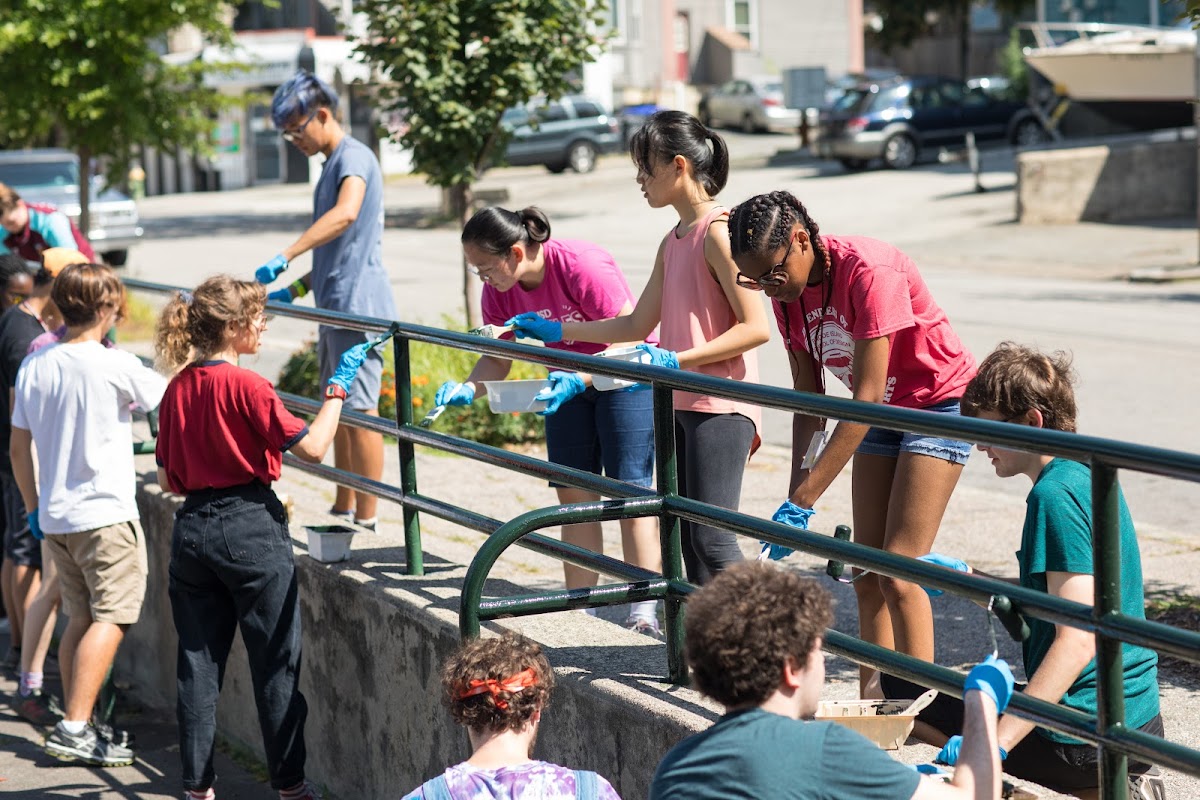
left=126, top=279, right=1200, bottom=794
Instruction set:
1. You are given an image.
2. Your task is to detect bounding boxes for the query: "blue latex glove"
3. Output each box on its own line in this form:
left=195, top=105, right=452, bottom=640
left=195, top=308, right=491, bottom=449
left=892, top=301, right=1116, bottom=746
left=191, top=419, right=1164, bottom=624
left=328, top=342, right=370, bottom=393
left=635, top=343, right=679, bottom=370
left=435, top=380, right=476, bottom=407
left=916, top=552, right=971, bottom=597
left=504, top=312, right=562, bottom=343
left=935, top=734, right=1007, bottom=766
left=759, top=500, right=815, bottom=561
left=256, top=254, right=288, bottom=284
left=535, top=372, right=586, bottom=416
left=27, top=508, right=41, bottom=541
left=267, top=287, right=293, bottom=304
left=964, top=654, right=1016, bottom=713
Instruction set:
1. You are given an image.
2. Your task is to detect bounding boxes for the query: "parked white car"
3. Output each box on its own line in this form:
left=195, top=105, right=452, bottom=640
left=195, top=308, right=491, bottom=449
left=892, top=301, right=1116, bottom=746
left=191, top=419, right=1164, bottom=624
left=698, top=77, right=801, bottom=133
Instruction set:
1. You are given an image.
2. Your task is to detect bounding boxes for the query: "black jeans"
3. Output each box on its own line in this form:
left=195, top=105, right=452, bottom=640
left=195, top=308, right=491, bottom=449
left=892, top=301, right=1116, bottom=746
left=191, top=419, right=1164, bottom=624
left=881, top=673, right=1163, bottom=792
left=674, top=410, right=755, bottom=585
left=169, top=482, right=308, bottom=792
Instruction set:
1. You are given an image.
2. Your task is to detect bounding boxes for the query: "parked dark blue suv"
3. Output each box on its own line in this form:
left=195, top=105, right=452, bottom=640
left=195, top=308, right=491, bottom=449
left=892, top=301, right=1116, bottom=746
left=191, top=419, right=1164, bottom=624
left=818, top=75, right=1046, bottom=170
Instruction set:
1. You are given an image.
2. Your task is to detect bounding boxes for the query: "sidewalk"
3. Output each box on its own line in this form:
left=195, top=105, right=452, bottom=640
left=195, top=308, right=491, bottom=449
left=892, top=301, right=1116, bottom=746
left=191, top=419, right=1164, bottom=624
left=0, top=628, right=278, bottom=798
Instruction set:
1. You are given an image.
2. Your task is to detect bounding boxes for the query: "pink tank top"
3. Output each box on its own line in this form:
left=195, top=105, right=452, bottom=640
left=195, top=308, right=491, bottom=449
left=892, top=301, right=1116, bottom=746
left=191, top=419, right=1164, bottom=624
left=659, top=206, right=763, bottom=440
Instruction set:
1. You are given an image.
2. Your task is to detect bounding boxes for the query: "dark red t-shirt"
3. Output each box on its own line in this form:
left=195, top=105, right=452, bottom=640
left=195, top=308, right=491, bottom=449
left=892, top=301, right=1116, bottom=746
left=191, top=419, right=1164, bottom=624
left=155, top=361, right=308, bottom=493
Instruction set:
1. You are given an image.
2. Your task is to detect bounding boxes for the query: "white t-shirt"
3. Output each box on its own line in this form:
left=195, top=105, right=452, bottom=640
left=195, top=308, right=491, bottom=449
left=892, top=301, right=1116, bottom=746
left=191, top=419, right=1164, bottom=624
left=12, top=341, right=167, bottom=535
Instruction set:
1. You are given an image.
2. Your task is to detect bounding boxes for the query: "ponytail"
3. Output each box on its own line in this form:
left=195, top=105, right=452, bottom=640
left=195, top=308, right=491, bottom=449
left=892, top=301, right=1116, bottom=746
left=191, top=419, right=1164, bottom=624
left=154, top=275, right=266, bottom=375
left=462, top=206, right=552, bottom=254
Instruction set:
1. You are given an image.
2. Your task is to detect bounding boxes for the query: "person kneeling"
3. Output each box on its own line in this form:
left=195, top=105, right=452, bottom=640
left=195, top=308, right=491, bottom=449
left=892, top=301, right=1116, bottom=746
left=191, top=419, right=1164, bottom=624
left=651, top=562, right=1008, bottom=800
left=403, top=632, right=620, bottom=800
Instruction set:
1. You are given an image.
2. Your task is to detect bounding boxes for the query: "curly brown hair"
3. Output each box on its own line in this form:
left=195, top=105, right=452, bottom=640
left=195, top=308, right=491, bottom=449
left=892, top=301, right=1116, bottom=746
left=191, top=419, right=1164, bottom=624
left=961, top=342, right=1078, bottom=433
left=442, top=633, right=555, bottom=734
left=154, top=275, right=265, bottom=374
left=685, top=562, right=832, bottom=708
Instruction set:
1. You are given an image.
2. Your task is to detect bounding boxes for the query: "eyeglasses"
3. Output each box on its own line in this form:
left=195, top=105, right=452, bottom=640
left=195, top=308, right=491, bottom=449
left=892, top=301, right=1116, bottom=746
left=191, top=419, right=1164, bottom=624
left=466, top=253, right=508, bottom=279
left=735, top=235, right=794, bottom=291
left=280, top=111, right=318, bottom=142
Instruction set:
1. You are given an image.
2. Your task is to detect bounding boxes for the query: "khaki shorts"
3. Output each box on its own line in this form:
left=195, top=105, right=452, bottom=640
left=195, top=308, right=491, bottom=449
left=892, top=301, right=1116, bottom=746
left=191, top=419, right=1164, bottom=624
left=45, top=521, right=148, bottom=625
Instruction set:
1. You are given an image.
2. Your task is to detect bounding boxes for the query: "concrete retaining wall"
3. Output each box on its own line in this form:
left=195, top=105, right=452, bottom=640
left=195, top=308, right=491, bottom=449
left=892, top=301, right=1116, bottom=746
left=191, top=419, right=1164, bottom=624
left=1016, top=137, right=1197, bottom=224
left=117, top=481, right=712, bottom=799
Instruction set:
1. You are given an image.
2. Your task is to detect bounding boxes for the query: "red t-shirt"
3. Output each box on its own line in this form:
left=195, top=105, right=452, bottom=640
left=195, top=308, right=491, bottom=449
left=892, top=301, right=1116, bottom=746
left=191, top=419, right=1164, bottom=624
left=772, top=235, right=975, bottom=408
left=155, top=361, right=308, bottom=493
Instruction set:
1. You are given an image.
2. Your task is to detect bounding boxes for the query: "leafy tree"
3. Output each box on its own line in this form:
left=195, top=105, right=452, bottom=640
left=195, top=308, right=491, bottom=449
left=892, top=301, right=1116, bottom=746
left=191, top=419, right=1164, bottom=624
left=0, top=0, right=238, bottom=238
left=356, top=0, right=609, bottom=326
left=1183, top=1, right=1200, bottom=26
left=869, top=0, right=1033, bottom=80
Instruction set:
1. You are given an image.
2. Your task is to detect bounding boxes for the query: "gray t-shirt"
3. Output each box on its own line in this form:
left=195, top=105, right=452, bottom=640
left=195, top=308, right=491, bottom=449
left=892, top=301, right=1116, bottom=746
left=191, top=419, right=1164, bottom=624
left=311, top=136, right=397, bottom=327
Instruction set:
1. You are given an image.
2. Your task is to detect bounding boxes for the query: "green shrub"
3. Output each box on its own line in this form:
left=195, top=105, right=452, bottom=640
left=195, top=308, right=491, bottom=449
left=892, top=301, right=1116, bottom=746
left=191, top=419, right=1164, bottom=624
left=275, top=326, right=545, bottom=448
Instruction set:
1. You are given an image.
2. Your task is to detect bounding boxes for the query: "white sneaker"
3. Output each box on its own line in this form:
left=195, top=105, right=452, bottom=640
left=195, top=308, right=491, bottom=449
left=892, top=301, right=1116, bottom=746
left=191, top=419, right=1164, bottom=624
left=1129, top=767, right=1166, bottom=800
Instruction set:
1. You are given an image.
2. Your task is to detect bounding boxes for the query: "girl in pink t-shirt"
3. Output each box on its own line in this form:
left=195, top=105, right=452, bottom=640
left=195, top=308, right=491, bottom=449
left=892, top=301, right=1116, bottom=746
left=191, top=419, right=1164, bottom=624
left=436, top=206, right=661, bottom=634
left=508, top=112, right=770, bottom=585
left=728, top=190, right=976, bottom=693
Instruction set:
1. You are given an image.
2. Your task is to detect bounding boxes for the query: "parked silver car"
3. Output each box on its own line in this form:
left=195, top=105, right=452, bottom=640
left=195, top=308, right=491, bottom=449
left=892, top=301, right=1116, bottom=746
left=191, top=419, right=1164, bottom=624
left=698, top=77, right=802, bottom=133
left=0, top=149, right=143, bottom=266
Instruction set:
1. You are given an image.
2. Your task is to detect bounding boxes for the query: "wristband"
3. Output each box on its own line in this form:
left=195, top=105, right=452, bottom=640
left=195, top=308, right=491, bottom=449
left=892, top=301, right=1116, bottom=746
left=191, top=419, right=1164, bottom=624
left=290, top=279, right=308, bottom=299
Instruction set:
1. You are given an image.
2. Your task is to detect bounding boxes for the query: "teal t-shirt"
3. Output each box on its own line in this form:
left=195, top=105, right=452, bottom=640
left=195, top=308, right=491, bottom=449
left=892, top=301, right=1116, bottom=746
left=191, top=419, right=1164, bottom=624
left=650, top=708, right=921, bottom=800
left=1019, top=458, right=1160, bottom=744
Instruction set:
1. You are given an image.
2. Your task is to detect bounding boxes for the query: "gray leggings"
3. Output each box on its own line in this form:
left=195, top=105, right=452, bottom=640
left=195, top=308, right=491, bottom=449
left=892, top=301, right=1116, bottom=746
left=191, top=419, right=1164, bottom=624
left=674, top=410, right=755, bottom=585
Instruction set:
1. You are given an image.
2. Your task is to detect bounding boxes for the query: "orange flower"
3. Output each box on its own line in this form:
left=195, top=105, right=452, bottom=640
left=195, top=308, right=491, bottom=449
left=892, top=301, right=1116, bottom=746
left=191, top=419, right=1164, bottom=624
left=412, top=374, right=430, bottom=387
left=412, top=397, right=424, bottom=407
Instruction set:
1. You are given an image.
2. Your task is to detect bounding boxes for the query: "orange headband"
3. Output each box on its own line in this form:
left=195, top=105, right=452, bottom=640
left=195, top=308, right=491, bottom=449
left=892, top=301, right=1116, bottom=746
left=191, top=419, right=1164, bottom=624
left=457, top=667, right=538, bottom=710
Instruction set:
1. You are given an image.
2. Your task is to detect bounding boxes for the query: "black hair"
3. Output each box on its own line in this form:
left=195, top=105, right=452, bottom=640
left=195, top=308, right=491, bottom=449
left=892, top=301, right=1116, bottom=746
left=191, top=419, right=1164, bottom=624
left=0, top=254, right=30, bottom=286
left=629, top=110, right=729, bottom=198
left=728, top=190, right=828, bottom=273
left=461, top=206, right=551, bottom=255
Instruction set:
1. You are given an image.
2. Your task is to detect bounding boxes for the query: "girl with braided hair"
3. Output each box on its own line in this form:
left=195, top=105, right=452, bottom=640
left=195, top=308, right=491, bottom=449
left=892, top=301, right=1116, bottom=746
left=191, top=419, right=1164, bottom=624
left=508, top=111, right=771, bottom=585
left=728, top=190, right=975, bottom=692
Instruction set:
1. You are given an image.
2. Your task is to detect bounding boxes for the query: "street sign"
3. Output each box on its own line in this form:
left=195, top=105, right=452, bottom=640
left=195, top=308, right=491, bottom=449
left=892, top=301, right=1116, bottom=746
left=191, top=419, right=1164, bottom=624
left=783, top=66, right=827, bottom=110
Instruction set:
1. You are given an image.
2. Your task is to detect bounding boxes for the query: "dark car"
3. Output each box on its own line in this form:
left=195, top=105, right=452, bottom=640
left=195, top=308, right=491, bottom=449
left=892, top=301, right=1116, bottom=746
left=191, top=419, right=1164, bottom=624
left=501, top=95, right=622, bottom=174
left=818, top=75, right=1047, bottom=170
left=0, top=148, right=143, bottom=265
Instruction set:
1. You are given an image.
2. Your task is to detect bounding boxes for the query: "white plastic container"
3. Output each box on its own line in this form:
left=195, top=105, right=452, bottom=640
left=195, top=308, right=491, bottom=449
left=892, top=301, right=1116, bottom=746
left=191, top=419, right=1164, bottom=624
left=305, top=525, right=356, bottom=563
left=484, top=379, right=551, bottom=413
left=593, top=346, right=650, bottom=391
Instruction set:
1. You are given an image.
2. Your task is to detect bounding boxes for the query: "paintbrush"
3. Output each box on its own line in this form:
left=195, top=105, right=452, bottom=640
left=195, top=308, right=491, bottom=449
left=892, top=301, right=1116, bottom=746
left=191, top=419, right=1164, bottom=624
left=467, top=323, right=513, bottom=339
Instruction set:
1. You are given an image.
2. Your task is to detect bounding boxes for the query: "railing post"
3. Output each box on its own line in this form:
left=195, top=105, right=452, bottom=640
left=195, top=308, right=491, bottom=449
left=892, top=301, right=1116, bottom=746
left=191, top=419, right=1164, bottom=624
left=394, top=337, right=424, bottom=576
left=1092, top=461, right=1127, bottom=799
left=653, top=384, right=687, bottom=684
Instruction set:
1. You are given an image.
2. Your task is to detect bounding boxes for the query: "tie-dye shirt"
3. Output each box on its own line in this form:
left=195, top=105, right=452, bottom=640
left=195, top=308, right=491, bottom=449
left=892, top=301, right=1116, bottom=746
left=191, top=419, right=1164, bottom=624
left=402, top=761, right=620, bottom=800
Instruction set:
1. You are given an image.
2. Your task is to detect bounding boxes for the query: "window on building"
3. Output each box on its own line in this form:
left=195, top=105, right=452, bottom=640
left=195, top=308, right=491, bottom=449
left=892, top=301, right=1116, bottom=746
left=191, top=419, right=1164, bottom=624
left=727, top=0, right=757, bottom=45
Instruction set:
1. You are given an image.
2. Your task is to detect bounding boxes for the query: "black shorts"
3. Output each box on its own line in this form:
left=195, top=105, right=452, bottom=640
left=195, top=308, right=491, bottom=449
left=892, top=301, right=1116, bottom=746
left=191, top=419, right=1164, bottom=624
left=881, top=673, right=1163, bottom=792
left=1, top=471, right=41, bottom=568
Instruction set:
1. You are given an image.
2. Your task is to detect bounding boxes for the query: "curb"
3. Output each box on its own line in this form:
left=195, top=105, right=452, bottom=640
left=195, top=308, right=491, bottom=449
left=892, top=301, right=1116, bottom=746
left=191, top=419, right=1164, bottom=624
left=1128, top=264, right=1200, bottom=283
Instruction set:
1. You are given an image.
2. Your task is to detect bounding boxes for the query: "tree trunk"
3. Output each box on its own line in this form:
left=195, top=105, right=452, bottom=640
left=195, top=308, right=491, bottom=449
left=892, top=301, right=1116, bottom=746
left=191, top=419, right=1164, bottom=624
left=77, top=143, right=92, bottom=238
left=451, top=181, right=483, bottom=328
left=957, top=4, right=971, bottom=82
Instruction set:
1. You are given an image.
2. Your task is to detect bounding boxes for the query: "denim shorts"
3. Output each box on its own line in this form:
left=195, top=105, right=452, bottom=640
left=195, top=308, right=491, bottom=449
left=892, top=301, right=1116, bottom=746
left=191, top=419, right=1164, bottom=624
left=544, top=385, right=654, bottom=489
left=318, top=328, right=384, bottom=412
left=855, top=399, right=971, bottom=466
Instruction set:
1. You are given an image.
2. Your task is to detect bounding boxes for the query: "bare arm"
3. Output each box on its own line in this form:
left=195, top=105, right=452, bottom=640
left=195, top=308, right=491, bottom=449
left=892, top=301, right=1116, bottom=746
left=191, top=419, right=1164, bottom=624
left=559, top=239, right=667, bottom=345
left=670, top=220, right=769, bottom=369
left=10, top=426, right=37, bottom=514
left=787, top=346, right=826, bottom=496
left=464, top=355, right=515, bottom=399
left=913, top=691, right=1002, bottom=800
left=288, top=397, right=347, bottom=463
left=281, top=176, right=366, bottom=262
left=790, top=335, right=890, bottom=508
left=996, top=571, right=1095, bottom=753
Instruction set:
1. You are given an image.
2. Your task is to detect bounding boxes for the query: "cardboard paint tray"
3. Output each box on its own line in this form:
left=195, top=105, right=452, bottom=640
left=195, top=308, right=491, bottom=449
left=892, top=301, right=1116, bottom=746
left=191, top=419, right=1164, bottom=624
left=305, top=525, right=356, bottom=563
left=814, top=699, right=919, bottom=750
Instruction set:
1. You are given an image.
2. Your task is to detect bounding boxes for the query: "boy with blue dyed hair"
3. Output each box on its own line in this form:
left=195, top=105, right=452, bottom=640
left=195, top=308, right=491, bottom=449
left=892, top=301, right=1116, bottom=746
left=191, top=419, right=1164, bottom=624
left=257, top=70, right=396, bottom=531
